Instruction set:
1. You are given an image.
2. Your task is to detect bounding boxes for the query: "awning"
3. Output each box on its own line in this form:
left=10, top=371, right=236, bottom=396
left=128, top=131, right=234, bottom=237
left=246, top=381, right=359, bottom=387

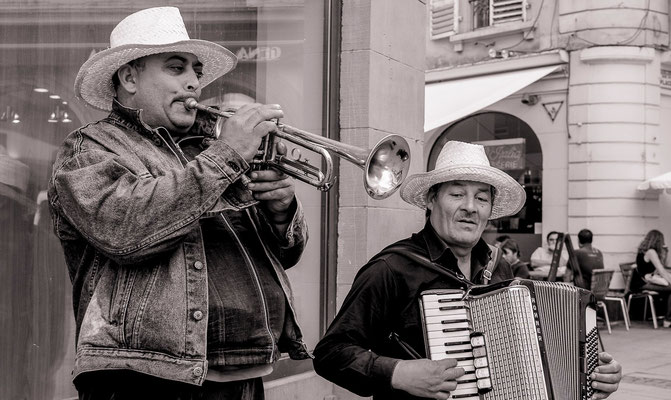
left=637, top=171, right=671, bottom=192
left=425, top=65, right=560, bottom=132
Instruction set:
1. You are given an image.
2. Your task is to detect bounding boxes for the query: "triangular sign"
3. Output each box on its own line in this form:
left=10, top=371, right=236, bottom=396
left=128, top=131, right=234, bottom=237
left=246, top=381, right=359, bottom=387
left=542, top=101, right=564, bottom=122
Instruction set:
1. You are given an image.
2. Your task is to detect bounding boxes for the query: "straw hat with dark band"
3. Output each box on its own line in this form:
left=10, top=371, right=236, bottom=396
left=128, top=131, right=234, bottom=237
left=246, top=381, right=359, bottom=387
left=74, top=7, right=237, bottom=111
left=400, top=141, right=526, bottom=220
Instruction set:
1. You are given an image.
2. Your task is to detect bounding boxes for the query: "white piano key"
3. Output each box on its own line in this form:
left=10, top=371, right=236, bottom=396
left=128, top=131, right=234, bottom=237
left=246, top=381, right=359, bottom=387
left=456, top=373, right=477, bottom=382
left=430, top=351, right=473, bottom=360
left=456, top=360, right=474, bottom=368
left=423, top=307, right=468, bottom=317
left=421, top=299, right=466, bottom=310
left=427, top=330, right=470, bottom=340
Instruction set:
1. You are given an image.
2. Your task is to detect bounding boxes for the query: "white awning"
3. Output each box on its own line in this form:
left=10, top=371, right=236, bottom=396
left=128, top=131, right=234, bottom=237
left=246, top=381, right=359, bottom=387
left=425, top=65, right=560, bottom=132
left=637, top=171, right=671, bottom=192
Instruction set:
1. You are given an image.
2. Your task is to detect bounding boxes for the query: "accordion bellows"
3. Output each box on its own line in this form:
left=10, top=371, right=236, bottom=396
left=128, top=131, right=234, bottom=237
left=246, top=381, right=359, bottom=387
left=420, top=280, right=599, bottom=400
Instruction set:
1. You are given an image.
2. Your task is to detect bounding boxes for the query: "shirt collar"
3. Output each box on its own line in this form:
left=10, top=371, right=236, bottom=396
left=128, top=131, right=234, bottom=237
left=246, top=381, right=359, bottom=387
left=419, top=220, right=492, bottom=267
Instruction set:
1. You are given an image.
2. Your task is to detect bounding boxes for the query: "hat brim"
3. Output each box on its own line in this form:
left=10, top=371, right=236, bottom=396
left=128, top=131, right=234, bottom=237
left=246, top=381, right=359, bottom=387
left=75, top=40, right=237, bottom=111
left=399, top=164, right=526, bottom=219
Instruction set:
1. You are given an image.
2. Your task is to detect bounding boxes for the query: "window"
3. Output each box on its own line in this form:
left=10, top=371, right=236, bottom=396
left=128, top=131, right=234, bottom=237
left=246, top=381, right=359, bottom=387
left=430, top=0, right=460, bottom=39
left=0, top=1, right=331, bottom=397
left=430, top=0, right=528, bottom=39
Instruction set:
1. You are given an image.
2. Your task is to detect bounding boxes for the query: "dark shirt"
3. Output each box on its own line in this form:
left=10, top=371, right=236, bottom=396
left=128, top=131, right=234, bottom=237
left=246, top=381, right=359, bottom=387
left=312, top=222, right=513, bottom=400
left=510, top=259, right=530, bottom=279
left=575, top=244, right=604, bottom=290
left=632, top=251, right=655, bottom=291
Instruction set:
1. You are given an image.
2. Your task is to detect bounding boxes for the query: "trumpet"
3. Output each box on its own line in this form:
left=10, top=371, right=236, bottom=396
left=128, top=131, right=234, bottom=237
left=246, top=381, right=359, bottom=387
left=184, top=99, right=411, bottom=200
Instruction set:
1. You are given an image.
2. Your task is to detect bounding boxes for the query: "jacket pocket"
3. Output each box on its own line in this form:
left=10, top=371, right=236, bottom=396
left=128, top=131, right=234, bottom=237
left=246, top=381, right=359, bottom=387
left=109, top=266, right=134, bottom=331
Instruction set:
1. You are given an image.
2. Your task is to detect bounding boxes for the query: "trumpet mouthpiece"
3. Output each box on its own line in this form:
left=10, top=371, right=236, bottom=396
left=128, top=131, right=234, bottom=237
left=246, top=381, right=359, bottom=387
left=184, top=98, right=199, bottom=110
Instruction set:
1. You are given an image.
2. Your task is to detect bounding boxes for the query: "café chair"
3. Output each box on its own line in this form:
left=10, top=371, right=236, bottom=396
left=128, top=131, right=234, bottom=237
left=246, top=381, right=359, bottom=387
left=619, top=262, right=660, bottom=329
left=590, top=269, right=615, bottom=334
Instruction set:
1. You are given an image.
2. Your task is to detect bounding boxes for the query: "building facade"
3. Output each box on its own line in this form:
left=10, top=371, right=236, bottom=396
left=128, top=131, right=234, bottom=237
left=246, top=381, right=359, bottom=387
left=0, top=1, right=426, bottom=399
left=426, top=0, right=671, bottom=282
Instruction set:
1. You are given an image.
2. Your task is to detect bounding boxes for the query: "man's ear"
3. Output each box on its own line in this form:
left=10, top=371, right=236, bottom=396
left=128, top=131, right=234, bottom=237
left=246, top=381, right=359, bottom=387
left=426, top=189, right=436, bottom=211
left=116, top=64, right=137, bottom=94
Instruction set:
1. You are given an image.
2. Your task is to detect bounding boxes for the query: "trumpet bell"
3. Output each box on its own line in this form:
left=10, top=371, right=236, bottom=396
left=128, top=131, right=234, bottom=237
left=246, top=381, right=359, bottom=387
left=364, top=135, right=411, bottom=199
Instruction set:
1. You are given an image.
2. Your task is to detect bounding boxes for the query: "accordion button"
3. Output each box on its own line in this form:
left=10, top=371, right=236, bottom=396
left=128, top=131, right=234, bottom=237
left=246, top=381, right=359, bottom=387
left=470, top=336, right=485, bottom=347
left=474, top=357, right=488, bottom=368
left=477, top=378, right=492, bottom=390
left=472, top=347, right=487, bottom=357
left=475, top=368, right=490, bottom=378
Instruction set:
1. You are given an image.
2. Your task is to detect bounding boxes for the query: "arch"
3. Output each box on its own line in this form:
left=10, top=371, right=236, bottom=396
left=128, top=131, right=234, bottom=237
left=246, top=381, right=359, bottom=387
left=428, top=111, right=543, bottom=239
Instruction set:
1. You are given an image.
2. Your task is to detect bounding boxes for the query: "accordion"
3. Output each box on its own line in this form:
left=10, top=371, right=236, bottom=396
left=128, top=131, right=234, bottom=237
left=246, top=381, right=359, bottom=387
left=419, top=279, right=599, bottom=400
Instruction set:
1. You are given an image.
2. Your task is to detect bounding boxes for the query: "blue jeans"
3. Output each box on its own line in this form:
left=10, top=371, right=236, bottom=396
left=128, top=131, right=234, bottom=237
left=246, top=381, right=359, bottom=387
left=77, top=371, right=264, bottom=400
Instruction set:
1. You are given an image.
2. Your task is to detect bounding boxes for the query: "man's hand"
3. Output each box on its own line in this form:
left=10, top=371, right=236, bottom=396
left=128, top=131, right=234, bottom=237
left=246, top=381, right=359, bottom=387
left=391, top=358, right=465, bottom=400
left=218, top=103, right=284, bottom=162
left=590, top=352, right=622, bottom=400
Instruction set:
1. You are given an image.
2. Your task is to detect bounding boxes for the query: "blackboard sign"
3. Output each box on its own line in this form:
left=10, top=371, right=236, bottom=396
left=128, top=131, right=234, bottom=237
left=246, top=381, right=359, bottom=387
left=474, top=138, right=526, bottom=170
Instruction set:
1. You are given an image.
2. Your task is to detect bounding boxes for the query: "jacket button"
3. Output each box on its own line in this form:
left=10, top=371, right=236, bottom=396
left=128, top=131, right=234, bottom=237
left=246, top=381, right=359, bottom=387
left=227, top=161, right=240, bottom=172
left=193, top=310, right=204, bottom=321
left=193, top=367, right=203, bottom=376
left=194, top=261, right=203, bottom=270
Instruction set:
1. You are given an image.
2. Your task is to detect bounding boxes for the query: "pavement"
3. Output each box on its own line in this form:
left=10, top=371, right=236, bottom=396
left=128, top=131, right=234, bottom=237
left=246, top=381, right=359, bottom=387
left=599, top=319, right=671, bottom=400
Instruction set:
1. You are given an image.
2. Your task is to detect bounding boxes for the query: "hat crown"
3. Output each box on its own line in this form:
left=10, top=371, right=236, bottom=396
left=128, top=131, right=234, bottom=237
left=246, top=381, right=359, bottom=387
left=435, top=141, right=491, bottom=170
left=110, top=7, right=191, bottom=48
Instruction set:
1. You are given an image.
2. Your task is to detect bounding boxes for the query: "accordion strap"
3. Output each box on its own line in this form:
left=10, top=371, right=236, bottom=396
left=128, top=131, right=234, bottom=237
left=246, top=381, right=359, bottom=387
left=374, top=243, right=471, bottom=286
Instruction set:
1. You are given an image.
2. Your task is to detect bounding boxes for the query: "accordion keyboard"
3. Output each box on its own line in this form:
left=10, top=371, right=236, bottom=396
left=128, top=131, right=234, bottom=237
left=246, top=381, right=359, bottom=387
left=421, top=292, right=491, bottom=400
left=420, top=281, right=598, bottom=400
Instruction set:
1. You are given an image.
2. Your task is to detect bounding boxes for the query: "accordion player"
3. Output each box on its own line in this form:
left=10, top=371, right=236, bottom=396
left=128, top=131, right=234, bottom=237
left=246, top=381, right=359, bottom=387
left=419, top=279, right=599, bottom=400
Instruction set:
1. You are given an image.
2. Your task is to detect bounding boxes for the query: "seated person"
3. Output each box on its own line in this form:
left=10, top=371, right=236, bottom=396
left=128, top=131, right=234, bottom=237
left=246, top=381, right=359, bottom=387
left=631, top=229, right=671, bottom=328
left=493, top=234, right=510, bottom=248
left=574, top=229, right=604, bottom=289
left=500, top=238, right=530, bottom=279
left=530, top=231, right=567, bottom=277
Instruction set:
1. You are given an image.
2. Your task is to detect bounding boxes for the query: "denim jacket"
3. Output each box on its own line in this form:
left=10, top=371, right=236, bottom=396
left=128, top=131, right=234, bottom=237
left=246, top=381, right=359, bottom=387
left=48, top=100, right=310, bottom=386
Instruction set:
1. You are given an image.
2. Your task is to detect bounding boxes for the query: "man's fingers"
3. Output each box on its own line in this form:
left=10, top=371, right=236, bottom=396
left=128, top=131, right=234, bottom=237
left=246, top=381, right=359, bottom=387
left=597, top=352, right=614, bottom=364
left=436, top=358, right=458, bottom=368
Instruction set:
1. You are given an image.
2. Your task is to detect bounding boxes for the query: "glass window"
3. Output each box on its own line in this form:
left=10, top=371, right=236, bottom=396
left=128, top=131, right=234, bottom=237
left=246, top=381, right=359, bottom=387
left=0, top=2, right=328, bottom=398
left=428, top=112, right=542, bottom=234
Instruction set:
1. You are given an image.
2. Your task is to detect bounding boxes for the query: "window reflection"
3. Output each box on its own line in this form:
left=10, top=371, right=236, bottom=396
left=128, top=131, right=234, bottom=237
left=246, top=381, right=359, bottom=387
left=1, top=2, right=325, bottom=397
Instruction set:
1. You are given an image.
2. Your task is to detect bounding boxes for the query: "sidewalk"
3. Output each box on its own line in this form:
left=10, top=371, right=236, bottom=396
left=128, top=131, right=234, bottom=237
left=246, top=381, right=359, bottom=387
left=600, top=320, right=671, bottom=400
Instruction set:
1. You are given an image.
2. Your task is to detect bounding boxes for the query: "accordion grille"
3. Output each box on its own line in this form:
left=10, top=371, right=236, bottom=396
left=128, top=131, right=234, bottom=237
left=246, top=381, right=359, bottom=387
left=533, top=282, right=581, bottom=400
left=469, top=286, right=549, bottom=400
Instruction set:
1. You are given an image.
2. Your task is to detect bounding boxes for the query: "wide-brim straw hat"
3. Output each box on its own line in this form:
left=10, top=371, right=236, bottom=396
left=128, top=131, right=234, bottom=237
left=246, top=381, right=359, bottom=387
left=75, top=6, right=237, bottom=111
left=400, top=141, right=526, bottom=219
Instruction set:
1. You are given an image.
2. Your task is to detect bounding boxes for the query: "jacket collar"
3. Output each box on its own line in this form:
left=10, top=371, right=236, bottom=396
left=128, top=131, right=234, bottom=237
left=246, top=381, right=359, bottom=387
left=107, top=98, right=219, bottom=141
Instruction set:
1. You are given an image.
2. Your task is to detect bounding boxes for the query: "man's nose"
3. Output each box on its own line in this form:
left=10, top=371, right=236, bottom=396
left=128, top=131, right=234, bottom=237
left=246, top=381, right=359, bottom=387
left=461, top=195, right=477, bottom=212
left=184, top=69, right=201, bottom=92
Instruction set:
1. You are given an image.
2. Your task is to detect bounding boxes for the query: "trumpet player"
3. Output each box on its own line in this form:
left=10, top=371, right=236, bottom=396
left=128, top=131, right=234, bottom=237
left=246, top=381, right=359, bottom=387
left=48, top=7, right=309, bottom=400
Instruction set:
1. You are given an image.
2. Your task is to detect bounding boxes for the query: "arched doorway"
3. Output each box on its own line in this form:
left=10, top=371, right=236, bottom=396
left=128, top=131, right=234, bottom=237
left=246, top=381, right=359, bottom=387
left=429, top=112, right=542, bottom=261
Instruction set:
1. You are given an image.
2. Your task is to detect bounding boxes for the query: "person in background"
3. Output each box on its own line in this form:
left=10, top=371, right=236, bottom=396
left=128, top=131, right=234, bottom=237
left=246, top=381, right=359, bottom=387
left=312, top=141, right=622, bottom=400
left=630, top=229, right=671, bottom=328
left=500, top=238, right=530, bottom=279
left=574, top=229, right=604, bottom=290
left=48, top=7, right=309, bottom=399
left=493, top=234, right=510, bottom=247
left=530, top=231, right=568, bottom=276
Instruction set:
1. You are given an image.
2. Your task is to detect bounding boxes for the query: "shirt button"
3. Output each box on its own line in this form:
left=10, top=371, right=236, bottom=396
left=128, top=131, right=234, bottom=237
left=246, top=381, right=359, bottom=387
left=193, top=310, right=203, bottom=321
left=193, top=367, right=203, bottom=376
left=193, top=261, right=203, bottom=270
left=227, top=161, right=240, bottom=172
